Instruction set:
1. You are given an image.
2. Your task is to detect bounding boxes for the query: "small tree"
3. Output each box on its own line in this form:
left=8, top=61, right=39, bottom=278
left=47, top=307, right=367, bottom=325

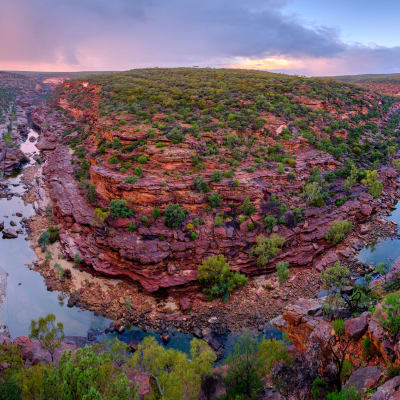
left=361, top=170, right=383, bottom=198
left=250, top=234, right=285, bottom=266
left=30, top=314, right=64, bottom=362
left=303, top=182, right=325, bottom=207
left=343, top=163, right=358, bottom=192
left=128, top=336, right=215, bottom=400
left=43, top=346, right=138, bottom=399
left=325, top=318, right=351, bottom=392
left=322, top=262, right=350, bottom=291
left=241, top=197, right=255, bottom=216
left=276, top=262, right=290, bottom=285
left=224, top=333, right=264, bottom=400
left=198, top=255, right=247, bottom=302
left=92, top=208, right=110, bottom=227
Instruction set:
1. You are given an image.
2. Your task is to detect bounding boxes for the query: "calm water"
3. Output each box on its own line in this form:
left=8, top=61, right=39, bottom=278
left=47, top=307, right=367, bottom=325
left=357, top=204, right=400, bottom=269
left=0, top=129, right=111, bottom=337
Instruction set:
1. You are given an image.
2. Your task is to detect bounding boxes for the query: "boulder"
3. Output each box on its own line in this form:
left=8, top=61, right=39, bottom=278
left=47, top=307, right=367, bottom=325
left=2, top=228, right=18, bottom=239
left=278, top=298, right=330, bottom=352
left=371, top=376, right=400, bottom=400
left=13, top=336, right=34, bottom=360
left=345, top=312, right=371, bottom=340
left=345, top=366, right=382, bottom=394
left=126, top=370, right=150, bottom=400
left=368, top=319, right=396, bottom=363
left=179, top=297, right=192, bottom=312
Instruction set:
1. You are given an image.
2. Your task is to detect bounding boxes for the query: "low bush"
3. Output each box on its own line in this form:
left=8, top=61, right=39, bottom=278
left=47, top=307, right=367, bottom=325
left=241, top=197, right=255, bottom=216
left=198, top=254, right=247, bottom=302
left=276, top=262, right=290, bottom=285
left=250, top=234, right=285, bottom=266
left=152, top=206, right=161, bottom=220
left=109, top=199, right=133, bottom=218
left=208, top=192, right=222, bottom=208
left=164, top=204, right=187, bottom=227
left=325, top=220, right=353, bottom=244
left=264, top=215, right=277, bottom=233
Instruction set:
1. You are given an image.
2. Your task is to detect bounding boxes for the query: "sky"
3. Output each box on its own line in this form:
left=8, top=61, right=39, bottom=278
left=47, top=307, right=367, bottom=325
left=1, top=0, right=400, bottom=76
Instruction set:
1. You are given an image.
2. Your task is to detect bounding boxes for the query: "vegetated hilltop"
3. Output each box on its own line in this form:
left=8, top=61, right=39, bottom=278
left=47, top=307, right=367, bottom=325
left=35, top=68, right=400, bottom=294
left=334, top=73, right=400, bottom=96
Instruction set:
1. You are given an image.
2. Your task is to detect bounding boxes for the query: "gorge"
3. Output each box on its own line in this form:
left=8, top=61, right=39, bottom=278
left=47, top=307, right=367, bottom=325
left=2, top=69, right=400, bottom=398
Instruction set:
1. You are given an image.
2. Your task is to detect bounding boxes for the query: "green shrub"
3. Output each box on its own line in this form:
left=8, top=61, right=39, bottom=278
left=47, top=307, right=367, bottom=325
left=361, top=170, right=383, bottom=198
left=322, top=261, right=350, bottom=290
left=311, top=377, right=328, bottom=400
left=134, top=166, right=143, bottom=176
left=208, top=192, right=222, bottom=208
left=241, top=197, right=255, bottom=216
left=166, top=126, right=186, bottom=143
left=194, top=176, right=210, bottom=193
left=47, top=226, right=60, bottom=243
left=250, top=234, right=285, bottom=266
left=85, top=184, right=97, bottom=203
left=333, top=318, right=345, bottom=337
left=128, top=336, right=214, bottom=400
left=73, top=253, right=82, bottom=267
left=125, top=175, right=138, bottom=184
left=152, top=206, right=161, bottom=220
left=215, top=216, right=223, bottom=226
left=112, top=136, right=121, bottom=149
left=211, top=171, right=222, bottom=182
left=109, top=154, right=119, bottom=164
left=379, top=292, right=400, bottom=340
left=276, top=262, right=290, bottom=285
left=38, top=231, right=50, bottom=250
left=303, top=182, right=325, bottom=207
left=141, top=215, right=150, bottom=227
left=128, top=222, right=136, bottom=232
left=137, top=155, right=148, bottom=164
left=325, top=220, right=353, bottom=244
left=264, top=215, right=277, bottom=233
left=42, top=345, right=138, bottom=399
left=198, top=254, right=247, bottom=302
left=109, top=199, right=133, bottom=218
left=386, top=364, right=400, bottom=379
left=326, top=386, right=361, bottom=400
left=190, top=231, right=198, bottom=240
left=362, top=337, right=372, bottom=358
left=164, top=204, right=187, bottom=228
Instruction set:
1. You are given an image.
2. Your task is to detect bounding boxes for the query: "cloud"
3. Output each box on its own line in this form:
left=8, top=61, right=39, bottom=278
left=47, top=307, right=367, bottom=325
left=0, top=0, right=399, bottom=75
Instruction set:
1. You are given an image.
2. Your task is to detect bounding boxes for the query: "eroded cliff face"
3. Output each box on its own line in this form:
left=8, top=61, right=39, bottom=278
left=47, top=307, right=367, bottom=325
left=32, top=71, right=400, bottom=294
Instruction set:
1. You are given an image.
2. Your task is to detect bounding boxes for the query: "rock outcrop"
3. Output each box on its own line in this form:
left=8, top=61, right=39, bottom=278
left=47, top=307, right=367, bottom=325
left=30, top=71, right=400, bottom=294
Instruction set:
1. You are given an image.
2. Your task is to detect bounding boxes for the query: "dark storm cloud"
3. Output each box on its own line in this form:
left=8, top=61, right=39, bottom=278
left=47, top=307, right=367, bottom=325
left=0, top=0, right=399, bottom=74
